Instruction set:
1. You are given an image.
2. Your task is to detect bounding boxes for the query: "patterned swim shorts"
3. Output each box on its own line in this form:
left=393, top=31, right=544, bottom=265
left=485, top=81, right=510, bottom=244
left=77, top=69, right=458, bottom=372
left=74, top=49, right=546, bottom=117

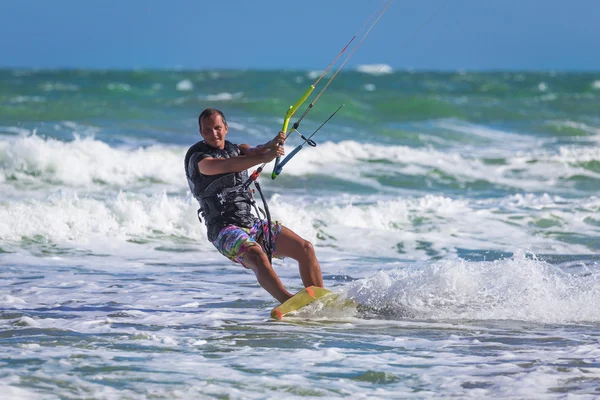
left=211, top=219, right=282, bottom=267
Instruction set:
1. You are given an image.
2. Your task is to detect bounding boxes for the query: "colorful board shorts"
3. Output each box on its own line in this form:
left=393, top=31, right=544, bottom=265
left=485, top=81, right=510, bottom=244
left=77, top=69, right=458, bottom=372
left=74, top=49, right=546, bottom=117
left=211, top=219, right=282, bottom=267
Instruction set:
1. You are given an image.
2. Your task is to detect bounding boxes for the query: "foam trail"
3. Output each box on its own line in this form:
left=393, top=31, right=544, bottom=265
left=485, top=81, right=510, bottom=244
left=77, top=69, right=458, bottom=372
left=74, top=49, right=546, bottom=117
left=346, top=251, right=600, bottom=323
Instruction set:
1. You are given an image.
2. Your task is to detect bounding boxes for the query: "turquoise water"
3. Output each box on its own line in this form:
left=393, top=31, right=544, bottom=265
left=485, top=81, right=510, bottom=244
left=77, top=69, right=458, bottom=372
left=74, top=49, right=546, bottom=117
left=1, top=68, right=600, bottom=398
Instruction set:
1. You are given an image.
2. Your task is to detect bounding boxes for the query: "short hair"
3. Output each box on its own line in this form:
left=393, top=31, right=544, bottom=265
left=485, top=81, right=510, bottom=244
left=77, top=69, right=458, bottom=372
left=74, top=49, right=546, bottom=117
left=198, top=108, right=227, bottom=130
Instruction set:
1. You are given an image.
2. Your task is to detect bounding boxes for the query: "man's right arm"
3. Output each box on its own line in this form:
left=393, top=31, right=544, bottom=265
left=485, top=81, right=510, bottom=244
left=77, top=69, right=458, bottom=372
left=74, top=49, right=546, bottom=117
left=198, top=146, right=284, bottom=176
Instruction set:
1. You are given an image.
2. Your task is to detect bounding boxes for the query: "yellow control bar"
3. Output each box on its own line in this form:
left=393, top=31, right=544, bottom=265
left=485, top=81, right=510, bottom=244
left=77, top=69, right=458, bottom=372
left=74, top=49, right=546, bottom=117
left=272, top=85, right=315, bottom=179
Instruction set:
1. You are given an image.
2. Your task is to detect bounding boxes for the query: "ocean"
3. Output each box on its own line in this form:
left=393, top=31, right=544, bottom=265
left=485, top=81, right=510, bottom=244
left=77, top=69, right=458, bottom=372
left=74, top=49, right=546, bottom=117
left=1, top=67, right=599, bottom=399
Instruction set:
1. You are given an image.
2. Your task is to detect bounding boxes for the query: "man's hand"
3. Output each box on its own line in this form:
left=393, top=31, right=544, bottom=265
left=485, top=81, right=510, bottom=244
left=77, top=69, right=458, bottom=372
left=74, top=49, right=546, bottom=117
left=238, top=132, right=287, bottom=158
left=259, top=142, right=285, bottom=163
left=265, top=131, right=286, bottom=150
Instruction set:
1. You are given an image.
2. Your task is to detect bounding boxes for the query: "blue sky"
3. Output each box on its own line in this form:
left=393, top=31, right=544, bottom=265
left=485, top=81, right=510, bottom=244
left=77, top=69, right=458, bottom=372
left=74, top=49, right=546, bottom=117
left=1, top=0, right=598, bottom=71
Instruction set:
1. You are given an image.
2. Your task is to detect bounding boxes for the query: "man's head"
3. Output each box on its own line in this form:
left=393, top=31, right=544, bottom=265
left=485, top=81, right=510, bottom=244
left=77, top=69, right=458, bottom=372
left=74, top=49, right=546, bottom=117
left=198, top=108, right=228, bottom=149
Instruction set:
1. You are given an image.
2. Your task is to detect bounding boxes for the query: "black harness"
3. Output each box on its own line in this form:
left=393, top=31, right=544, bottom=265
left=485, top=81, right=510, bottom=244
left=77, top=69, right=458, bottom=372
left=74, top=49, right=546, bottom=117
left=184, top=140, right=274, bottom=262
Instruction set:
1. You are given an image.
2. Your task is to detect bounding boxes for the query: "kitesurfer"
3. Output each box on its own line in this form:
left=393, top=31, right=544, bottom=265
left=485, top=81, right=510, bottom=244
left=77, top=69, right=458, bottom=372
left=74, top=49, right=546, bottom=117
left=185, top=108, right=324, bottom=303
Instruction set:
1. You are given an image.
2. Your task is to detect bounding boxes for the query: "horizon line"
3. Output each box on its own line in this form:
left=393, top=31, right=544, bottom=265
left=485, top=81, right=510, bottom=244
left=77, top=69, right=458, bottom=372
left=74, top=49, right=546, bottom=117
left=1, top=66, right=600, bottom=74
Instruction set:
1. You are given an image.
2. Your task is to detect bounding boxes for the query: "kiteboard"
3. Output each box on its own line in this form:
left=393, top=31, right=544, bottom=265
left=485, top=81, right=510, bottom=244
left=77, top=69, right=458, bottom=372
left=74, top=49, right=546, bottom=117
left=271, top=286, right=333, bottom=320
left=271, top=286, right=359, bottom=319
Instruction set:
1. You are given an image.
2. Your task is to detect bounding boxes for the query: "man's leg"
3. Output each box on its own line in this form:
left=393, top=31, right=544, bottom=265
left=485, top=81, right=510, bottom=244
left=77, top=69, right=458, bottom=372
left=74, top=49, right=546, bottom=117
left=274, top=226, right=323, bottom=288
left=212, top=225, right=292, bottom=303
left=241, top=246, right=292, bottom=303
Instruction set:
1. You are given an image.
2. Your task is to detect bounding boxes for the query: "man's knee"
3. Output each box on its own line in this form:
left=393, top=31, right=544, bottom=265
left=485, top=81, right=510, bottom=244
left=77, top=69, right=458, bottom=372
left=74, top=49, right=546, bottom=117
left=242, top=245, right=269, bottom=270
left=300, top=239, right=315, bottom=258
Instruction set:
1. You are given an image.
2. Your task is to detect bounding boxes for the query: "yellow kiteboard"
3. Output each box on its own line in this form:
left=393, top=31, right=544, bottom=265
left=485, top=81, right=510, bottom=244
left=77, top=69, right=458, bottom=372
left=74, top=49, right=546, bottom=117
left=271, top=286, right=333, bottom=320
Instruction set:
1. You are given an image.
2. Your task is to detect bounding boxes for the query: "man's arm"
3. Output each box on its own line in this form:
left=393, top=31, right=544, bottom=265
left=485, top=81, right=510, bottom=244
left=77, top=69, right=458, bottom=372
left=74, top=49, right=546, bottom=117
left=238, top=143, right=263, bottom=156
left=198, top=144, right=285, bottom=176
left=199, top=153, right=266, bottom=176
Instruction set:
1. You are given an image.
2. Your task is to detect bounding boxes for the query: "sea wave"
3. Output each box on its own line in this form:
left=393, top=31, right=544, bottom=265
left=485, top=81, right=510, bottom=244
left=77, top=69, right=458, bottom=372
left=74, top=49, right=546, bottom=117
left=1, top=190, right=597, bottom=259
left=1, top=135, right=599, bottom=195
left=0, top=191, right=206, bottom=254
left=0, top=134, right=184, bottom=189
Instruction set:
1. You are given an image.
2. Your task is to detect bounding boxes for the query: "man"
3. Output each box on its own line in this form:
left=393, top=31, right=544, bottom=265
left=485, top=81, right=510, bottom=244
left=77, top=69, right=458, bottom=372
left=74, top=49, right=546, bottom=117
left=184, top=108, right=323, bottom=303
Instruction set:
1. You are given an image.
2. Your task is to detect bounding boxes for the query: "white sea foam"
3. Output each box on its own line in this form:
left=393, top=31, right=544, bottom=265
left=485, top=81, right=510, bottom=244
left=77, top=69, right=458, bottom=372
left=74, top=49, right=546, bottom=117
left=538, top=82, right=548, bottom=92
left=540, top=93, right=557, bottom=101
left=0, top=126, right=33, bottom=136
left=0, top=134, right=185, bottom=188
left=107, top=82, right=131, bottom=91
left=176, top=79, right=194, bottom=91
left=203, top=92, right=243, bottom=101
left=0, top=191, right=205, bottom=247
left=356, top=64, right=393, bottom=75
left=2, top=247, right=599, bottom=398
left=307, top=70, right=323, bottom=80
left=592, top=80, right=600, bottom=89
left=436, top=120, right=534, bottom=146
left=0, top=384, right=38, bottom=400
left=9, top=96, right=46, bottom=104
left=0, top=295, right=27, bottom=306
left=555, top=145, right=600, bottom=162
left=549, top=120, right=600, bottom=136
left=1, top=238, right=599, bottom=399
left=362, top=83, right=376, bottom=91
left=60, top=120, right=102, bottom=136
left=270, top=193, right=597, bottom=259
left=0, top=135, right=598, bottom=260
left=346, top=250, right=600, bottom=323
left=0, top=186, right=596, bottom=261
left=39, top=82, right=79, bottom=91
left=1, top=134, right=598, bottom=199
left=278, top=139, right=593, bottom=193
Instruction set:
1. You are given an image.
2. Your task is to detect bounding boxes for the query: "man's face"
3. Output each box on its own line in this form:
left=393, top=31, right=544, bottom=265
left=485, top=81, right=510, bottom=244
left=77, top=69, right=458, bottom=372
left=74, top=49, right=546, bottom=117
left=200, top=114, right=228, bottom=149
